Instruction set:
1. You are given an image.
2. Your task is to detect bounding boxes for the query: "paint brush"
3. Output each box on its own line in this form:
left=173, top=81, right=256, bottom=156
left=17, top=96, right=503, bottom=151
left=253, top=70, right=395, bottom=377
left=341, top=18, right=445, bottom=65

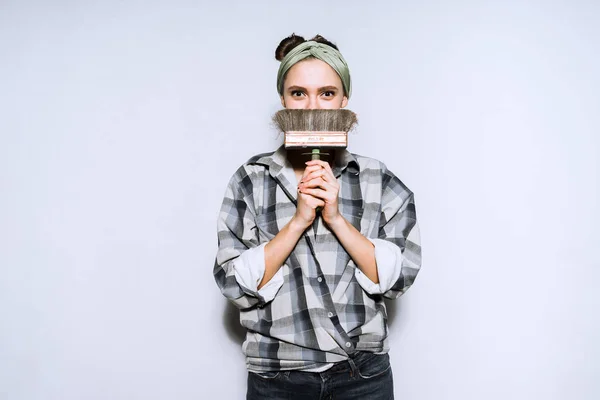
left=272, top=109, right=358, bottom=161
left=272, top=109, right=358, bottom=212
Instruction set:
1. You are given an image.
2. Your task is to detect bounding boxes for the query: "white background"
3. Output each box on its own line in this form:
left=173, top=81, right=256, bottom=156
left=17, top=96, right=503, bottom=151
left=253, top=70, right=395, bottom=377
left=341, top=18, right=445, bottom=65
left=1, top=1, right=598, bottom=399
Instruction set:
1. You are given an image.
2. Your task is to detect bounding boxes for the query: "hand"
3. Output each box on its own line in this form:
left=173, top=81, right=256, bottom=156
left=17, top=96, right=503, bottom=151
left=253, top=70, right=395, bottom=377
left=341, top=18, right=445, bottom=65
left=293, top=164, right=326, bottom=230
left=297, top=160, right=342, bottom=226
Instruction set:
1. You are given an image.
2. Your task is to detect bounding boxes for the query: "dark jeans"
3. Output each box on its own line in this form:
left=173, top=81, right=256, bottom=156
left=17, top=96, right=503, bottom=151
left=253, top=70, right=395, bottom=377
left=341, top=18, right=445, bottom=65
left=247, top=351, right=394, bottom=400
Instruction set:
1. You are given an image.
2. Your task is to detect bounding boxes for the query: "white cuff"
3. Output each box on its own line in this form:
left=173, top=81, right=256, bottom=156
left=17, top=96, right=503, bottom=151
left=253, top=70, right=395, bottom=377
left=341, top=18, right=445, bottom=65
left=354, top=238, right=403, bottom=295
left=233, top=243, right=284, bottom=303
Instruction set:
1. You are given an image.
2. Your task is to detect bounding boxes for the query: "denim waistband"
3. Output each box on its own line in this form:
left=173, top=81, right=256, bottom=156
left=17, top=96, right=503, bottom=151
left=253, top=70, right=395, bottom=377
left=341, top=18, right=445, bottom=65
left=324, top=351, right=378, bottom=376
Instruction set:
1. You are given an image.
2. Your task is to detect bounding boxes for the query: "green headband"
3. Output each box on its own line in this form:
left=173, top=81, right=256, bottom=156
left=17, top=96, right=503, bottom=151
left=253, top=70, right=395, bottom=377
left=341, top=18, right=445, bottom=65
left=276, top=41, right=352, bottom=99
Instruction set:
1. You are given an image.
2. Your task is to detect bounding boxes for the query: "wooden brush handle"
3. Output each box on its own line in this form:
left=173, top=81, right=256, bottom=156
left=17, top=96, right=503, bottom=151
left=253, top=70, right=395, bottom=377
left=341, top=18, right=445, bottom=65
left=311, top=148, right=320, bottom=161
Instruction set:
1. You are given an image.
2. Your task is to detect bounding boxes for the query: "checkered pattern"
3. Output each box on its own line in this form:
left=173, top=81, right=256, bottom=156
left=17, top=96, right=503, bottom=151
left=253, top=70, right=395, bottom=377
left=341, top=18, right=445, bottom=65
left=214, top=146, right=421, bottom=372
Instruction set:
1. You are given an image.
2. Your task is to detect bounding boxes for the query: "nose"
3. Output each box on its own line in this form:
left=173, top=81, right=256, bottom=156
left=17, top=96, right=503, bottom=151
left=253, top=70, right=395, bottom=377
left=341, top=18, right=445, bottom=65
left=307, top=95, right=318, bottom=109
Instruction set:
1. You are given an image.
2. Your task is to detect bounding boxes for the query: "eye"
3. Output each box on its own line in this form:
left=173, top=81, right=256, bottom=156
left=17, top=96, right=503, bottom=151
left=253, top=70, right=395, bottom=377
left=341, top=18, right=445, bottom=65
left=291, top=90, right=305, bottom=97
left=322, top=91, right=335, bottom=97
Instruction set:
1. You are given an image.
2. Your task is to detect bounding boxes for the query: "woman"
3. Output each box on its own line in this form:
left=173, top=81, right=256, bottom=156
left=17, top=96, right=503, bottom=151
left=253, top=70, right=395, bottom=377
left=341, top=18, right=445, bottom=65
left=214, top=33, right=421, bottom=399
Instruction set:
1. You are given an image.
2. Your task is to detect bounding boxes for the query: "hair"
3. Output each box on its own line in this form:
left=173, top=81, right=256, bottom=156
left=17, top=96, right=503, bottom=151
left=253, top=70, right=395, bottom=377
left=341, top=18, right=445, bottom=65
left=274, top=33, right=340, bottom=61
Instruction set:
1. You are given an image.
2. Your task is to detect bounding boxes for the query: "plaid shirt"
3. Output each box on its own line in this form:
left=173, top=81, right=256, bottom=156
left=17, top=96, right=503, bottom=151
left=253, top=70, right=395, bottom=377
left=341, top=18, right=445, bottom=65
left=214, top=146, right=421, bottom=372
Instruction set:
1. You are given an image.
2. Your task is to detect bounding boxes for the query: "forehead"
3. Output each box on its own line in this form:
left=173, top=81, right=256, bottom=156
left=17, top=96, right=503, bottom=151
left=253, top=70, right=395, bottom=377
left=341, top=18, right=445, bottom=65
left=284, top=58, right=343, bottom=89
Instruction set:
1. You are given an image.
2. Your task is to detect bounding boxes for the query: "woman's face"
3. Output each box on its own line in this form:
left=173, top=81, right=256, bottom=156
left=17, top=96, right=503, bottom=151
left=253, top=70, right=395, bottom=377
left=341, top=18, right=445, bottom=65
left=280, top=58, right=348, bottom=110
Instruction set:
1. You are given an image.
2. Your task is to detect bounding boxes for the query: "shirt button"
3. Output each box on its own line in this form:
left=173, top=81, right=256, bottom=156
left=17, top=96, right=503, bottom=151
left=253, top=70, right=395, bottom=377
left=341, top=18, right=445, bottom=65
left=345, top=342, right=352, bottom=348
left=317, top=277, right=323, bottom=283
left=327, top=312, right=333, bottom=318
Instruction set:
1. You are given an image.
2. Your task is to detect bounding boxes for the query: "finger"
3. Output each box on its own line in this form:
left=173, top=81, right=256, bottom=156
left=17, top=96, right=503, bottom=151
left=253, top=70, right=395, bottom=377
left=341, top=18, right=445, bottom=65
left=300, top=165, right=323, bottom=181
left=301, top=177, right=335, bottom=192
left=303, top=164, right=323, bottom=173
left=305, top=160, right=329, bottom=168
left=306, top=160, right=336, bottom=181
left=300, top=187, right=337, bottom=203
left=298, top=191, right=325, bottom=208
left=304, top=174, right=338, bottom=192
left=319, top=161, right=336, bottom=181
left=303, top=168, right=328, bottom=183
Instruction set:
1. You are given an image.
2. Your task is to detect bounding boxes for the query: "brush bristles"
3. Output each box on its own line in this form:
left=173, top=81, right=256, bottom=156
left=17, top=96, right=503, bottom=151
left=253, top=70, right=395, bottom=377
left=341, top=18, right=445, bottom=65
left=272, top=109, right=358, bottom=133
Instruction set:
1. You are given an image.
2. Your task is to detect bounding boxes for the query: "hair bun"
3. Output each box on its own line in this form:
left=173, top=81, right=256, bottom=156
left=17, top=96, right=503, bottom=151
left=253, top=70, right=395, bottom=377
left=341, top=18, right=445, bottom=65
left=309, top=34, right=339, bottom=51
left=275, top=33, right=306, bottom=61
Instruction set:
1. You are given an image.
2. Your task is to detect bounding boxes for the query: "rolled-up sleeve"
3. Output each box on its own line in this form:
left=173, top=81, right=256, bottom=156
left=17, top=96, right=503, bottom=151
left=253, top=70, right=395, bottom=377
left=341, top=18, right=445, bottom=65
left=354, top=238, right=403, bottom=294
left=213, top=170, right=284, bottom=310
left=354, top=168, right=422, bottom=299
left=232, top=243, right=284, bottom=303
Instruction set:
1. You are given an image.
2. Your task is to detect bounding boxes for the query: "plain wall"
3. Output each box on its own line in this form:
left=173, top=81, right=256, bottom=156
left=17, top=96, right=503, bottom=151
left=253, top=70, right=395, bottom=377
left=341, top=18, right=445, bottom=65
left=1, top=1, right=598, bottom=399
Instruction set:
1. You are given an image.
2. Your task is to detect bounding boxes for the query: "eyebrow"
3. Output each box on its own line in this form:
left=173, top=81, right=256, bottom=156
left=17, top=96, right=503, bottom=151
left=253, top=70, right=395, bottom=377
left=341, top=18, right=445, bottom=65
left=287, top=85, right=340, bottom=92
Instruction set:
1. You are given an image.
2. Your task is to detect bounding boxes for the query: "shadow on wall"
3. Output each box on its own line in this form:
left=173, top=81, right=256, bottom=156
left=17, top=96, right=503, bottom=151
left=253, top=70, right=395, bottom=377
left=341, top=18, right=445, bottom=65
left=221, top=298, right=403, bottom=346
left=385, top=298, right=401, bottom=328
left=222, top=302, right=246, bottom=345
